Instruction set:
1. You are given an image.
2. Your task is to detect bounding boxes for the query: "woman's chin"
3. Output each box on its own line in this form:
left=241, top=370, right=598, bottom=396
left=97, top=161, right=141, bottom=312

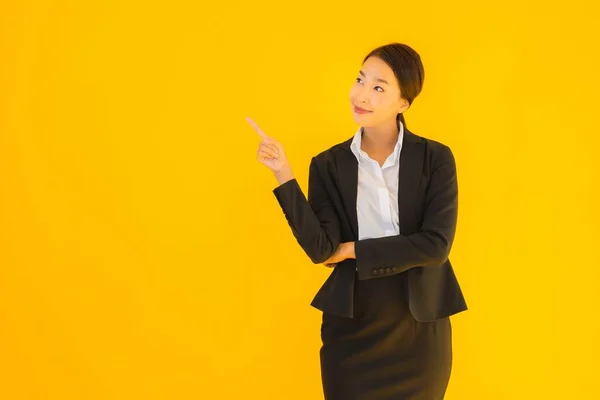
left=351, top=113, right=371, bottom=125
left=353, top=118, right=379, bottom=129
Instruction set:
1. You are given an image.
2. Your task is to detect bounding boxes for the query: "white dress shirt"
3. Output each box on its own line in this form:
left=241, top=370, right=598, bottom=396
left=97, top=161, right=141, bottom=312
left=350, top=122, right=404, bottom=269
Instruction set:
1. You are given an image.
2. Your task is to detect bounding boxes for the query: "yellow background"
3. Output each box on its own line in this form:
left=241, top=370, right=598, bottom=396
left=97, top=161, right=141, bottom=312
left=1, top=1, right=599, bottom=399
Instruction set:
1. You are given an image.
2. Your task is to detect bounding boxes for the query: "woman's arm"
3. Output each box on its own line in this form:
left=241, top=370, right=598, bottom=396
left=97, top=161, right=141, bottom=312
left=272, top=157, right=341, bottom=264
left=246, top=116, right=341, bottom=264
left=352, top=145, right=458, bottom=280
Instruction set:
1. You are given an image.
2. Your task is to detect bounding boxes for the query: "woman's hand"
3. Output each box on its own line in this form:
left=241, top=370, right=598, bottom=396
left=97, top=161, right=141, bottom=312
left=246, top=116, right=291, bottom=175
left=323, top=242, right=355, bottom=268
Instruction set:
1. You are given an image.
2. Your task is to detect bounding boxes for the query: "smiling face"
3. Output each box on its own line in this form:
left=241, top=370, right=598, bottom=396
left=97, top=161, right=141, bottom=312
left=349, top=56, right=410, bottom=127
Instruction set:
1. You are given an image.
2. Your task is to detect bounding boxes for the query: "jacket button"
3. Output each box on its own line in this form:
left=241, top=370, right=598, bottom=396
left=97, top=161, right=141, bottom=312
left=378, top=268, right=385, bottom=275
left=372, top=269, right=378, bottom=275
left=391, top=267, right=398, bottom=272
left=385, top=267, right=391, bottom=273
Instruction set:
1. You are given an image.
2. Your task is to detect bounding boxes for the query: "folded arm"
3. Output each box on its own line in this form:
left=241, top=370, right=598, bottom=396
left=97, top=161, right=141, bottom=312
left=354, top=145, right=459, bottom=280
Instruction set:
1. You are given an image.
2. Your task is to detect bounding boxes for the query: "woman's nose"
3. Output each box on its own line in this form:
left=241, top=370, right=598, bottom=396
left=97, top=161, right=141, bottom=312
left=356, top=92, right=368, bottom=104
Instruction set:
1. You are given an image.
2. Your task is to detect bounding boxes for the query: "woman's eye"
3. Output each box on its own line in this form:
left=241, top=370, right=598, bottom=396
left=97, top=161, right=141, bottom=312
left=356, top=78, right=383, bottom=92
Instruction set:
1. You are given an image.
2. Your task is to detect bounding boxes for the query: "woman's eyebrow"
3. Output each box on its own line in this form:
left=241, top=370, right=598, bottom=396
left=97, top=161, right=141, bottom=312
left=359, top=70, right=389, bottom=85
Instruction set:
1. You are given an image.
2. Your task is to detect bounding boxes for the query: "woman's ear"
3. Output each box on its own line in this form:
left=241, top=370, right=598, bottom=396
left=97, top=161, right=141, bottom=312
left=399, top=99, right=410, bottom=113
left=398, top=98, right=410, bottom=114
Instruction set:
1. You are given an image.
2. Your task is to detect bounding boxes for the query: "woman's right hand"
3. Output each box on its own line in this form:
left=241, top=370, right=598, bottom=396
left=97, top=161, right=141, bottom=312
left=246, top=116, right=291, bottom=175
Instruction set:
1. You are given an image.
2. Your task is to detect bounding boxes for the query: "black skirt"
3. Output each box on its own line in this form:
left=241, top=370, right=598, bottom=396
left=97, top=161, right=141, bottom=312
left=319, top=269, right=452, bottom=400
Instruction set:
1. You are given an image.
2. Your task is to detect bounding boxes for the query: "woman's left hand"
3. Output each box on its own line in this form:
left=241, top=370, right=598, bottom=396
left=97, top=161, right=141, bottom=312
left=323, top=242, right=355, bottom=268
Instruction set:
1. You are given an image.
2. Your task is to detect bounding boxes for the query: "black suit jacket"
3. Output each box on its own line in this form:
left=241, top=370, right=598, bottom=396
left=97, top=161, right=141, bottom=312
left=272, top=126, right=467, bottom=322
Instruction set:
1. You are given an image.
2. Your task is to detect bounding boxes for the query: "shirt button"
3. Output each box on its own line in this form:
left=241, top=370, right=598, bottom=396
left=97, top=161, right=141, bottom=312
left=372, top=269, right=378, bottom=276
left=378, top=268, right=385, bottom=275
left=385, top=267, right=391, bottom=273
left=392, top=267, right=398, bottom=272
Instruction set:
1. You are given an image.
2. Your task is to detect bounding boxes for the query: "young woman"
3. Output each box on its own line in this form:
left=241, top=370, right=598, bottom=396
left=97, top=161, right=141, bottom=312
left=247, top=43, right=467, bottom=400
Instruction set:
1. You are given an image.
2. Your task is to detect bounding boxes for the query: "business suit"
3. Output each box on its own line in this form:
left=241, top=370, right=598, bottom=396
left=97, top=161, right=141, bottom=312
left=272, top=125, right=467, bottom=399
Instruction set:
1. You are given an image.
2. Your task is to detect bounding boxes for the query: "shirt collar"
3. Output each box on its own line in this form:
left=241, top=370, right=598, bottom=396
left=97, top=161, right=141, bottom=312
left=350, top=120, right=405, bottom=165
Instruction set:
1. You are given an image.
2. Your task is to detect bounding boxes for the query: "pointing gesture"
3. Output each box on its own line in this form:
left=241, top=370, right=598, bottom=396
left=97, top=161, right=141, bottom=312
left=246, top=116, right=292, bottom=176
left=246, top=116, right=270, bottom=140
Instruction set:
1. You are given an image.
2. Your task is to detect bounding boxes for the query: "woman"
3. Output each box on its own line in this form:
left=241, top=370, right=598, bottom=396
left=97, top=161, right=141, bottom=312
left=247, top=43, right=467, bottom=400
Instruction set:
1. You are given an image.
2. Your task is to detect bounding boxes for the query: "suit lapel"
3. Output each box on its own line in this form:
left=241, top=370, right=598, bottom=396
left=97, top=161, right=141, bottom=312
left=336, top=127, right=424, bottom=239
left=397, top=130, right=425, bottom=234
left=334, top=146, right=359, bottom=239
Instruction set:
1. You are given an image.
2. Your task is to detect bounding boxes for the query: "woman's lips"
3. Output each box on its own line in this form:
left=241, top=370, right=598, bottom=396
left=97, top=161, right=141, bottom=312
left=354, top=105, right=372, bottom=114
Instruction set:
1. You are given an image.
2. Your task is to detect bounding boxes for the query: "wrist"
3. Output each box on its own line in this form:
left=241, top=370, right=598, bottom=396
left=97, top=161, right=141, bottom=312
left=274, top=165, right=294, bottom=185
left=345, top=242, right=356, bottom=259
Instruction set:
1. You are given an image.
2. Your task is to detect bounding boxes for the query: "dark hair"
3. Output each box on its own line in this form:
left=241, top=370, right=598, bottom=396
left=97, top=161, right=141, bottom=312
left=363, top=43, right=425, bottom=129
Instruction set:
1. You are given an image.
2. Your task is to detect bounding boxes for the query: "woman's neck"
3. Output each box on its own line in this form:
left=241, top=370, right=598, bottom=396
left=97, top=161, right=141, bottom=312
left=361, top=122, right=399, bottom=152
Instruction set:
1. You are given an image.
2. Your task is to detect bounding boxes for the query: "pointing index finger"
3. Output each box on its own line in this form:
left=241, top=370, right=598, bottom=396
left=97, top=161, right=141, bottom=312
left=245, top=116, right=269, bottom=139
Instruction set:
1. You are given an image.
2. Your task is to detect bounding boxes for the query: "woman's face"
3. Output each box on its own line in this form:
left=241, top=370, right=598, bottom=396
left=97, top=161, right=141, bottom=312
left=349, top=56, right=409, bottom=127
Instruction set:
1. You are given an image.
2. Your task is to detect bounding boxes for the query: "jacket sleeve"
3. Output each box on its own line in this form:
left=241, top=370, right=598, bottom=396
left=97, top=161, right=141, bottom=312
left=272, top=157, right=341, bottom=264
left=355, top=145, right=458, bottom=280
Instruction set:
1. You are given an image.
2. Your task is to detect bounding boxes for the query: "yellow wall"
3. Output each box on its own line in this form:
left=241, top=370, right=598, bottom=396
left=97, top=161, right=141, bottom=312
left=1, top=1, right=598, bottom=399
